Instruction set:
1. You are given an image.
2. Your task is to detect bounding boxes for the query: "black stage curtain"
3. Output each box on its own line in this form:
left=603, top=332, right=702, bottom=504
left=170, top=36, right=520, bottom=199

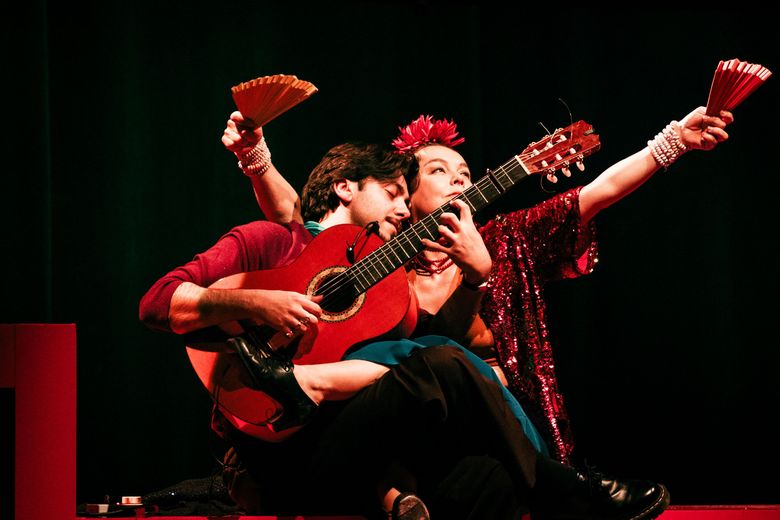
left=4, top=2, right=778, bottom=506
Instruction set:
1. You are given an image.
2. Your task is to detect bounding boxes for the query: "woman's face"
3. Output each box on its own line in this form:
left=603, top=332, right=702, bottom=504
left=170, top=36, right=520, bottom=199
left=410, top=145, right=472, bottom=222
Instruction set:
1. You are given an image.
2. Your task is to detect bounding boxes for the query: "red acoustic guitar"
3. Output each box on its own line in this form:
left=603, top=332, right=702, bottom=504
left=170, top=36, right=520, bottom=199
left=187, top=121, right=601, bottom=439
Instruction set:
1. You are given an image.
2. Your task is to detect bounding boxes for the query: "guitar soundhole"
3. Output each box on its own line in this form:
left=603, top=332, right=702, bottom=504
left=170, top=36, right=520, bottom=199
left=307, top=267, right=365, bottom=322
left=315, top=273, right=358, bottom=313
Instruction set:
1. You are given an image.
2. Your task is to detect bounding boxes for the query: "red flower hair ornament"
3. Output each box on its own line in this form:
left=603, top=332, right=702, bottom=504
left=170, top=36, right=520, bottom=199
left=391, top=115, right=465, bottom=154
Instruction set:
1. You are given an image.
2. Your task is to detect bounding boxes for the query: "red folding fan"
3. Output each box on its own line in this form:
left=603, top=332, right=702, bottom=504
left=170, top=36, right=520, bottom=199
left=231, top=74, right=318, bottom=126
left=705, top=59, right=772, bottom=116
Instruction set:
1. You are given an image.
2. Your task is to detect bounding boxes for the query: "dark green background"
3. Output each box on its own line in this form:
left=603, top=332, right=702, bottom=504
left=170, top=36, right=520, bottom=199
left=4, top=1, right=778, bottom=508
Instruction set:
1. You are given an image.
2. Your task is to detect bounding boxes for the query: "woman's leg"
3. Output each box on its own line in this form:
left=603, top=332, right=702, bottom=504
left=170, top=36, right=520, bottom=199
left=346, top=336, right=548, bottom=454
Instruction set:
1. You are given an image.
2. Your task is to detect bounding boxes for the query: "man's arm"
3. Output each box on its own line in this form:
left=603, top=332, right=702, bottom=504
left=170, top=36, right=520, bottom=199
left=139, top=221, right=319, bottom=336
left=167, top=281, right=321, bottom=335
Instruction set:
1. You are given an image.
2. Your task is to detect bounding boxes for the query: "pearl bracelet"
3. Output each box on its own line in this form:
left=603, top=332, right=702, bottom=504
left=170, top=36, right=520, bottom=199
left=647, top=121, right=688, bottom=171
left=237, top=137, right=272, bottom=177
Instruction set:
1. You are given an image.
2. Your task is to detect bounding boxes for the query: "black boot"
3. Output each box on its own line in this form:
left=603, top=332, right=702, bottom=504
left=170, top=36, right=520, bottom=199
left=390, top=493, right=430, bottom=520
left=227, top=335, right=317, bottom=431
left=534, top=458, right=670, bottom=520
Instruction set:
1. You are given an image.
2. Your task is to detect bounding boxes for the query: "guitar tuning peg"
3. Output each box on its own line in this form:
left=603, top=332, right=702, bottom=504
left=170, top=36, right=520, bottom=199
left=569, top=147, right=577, bottom=155
left=540, top=159, right=549, bottom=167
left=546, top=173, right=558, bottom=183
left=555, top=153, right=563, bottom=161
left=561, top=167, right=571, bottom=177
left=544, top=141, right=554, bottom=149
left=576, top=161, right=585, bottom=171
left=531, top=148, right=540, bottom=156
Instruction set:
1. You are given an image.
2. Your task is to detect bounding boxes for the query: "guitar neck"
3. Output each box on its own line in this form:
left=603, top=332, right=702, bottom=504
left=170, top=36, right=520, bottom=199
left=346, top=154, right=530, bottom=292
left=329, top=120, right=599, bottom=296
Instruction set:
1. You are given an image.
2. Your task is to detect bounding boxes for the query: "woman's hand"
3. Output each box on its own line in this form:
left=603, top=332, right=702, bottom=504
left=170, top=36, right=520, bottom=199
left=421, top=199, right=492, bottom=285
left=222, top=110, right=263, bottom=154
left=678, top=106, right=733, bottom=151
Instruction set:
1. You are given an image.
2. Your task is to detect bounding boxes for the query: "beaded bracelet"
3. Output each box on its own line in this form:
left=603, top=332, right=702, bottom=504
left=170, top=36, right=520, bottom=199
left=647, top=121, right=688, bottom=171
left=237, top=137, right=272, bottom=177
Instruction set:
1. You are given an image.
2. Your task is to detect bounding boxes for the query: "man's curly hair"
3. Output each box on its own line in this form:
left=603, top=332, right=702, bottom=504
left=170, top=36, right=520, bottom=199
left=302, top=142, right=414, bottom=222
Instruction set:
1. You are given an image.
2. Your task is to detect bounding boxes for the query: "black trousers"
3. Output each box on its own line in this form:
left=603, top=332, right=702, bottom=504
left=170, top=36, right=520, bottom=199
left=222, top=346, right=539, bottom=519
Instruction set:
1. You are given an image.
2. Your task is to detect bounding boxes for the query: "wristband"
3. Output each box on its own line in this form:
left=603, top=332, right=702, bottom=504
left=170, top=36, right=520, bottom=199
left=237, top=136, right=272, bottom=177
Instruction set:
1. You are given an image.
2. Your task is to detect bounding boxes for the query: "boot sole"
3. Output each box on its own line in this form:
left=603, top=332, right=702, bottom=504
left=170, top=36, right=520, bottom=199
left=628, top=484, right=670, bottom=520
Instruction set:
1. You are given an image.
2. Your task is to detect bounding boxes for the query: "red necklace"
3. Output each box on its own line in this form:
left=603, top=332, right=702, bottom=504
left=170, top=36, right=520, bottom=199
left=410, top=254, right=454, bottom=276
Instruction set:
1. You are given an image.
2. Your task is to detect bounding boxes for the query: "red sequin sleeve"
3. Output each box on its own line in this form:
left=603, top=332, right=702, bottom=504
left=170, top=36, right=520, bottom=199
left=478, top=187, right=598, bottom=463
left=483, top=186, right=598, bottom=281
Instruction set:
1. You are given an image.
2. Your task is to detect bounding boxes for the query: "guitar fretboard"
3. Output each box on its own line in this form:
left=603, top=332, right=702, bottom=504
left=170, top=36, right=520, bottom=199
left=331, top=154, right=531, bottom=295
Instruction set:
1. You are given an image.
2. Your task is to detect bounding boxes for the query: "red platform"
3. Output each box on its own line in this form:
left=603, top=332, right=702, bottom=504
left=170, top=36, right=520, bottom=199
left=661, top=505, right=780, bottom=519
left=1, top=323, right=77, bottom=520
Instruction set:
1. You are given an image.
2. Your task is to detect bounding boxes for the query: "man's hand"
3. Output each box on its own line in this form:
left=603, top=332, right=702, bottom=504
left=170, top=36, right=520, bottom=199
left=247, top=289, right=322, bottom=338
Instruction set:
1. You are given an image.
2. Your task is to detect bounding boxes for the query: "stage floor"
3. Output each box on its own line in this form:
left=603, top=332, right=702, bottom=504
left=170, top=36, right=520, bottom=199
left=71, top=504, right=780, bottom=519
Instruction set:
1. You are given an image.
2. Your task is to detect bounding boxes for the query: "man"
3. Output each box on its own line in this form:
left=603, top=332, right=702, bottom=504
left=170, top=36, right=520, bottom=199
left=139, top=141, right=412, bottom=433
left=140, top=139, right=667, bottom=519
left=141, top=142, right=420, bottom=512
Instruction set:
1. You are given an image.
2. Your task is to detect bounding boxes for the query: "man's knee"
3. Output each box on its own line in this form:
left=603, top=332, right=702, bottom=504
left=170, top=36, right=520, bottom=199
left=410, top=346, right=481, bottom=395
left=410, top=345, right=470, bottom=377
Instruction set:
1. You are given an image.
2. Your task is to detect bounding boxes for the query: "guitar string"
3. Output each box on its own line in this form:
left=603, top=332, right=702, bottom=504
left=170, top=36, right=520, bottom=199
left=313, top=141, right=577, bottom=306
left=313, top=132, right=585, bottom=307
left=313, top=157, right=524, bottom=306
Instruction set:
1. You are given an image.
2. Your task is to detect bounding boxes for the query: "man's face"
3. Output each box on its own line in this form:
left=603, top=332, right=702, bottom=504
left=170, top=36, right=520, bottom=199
left=346, top=176, right=410, bottom=241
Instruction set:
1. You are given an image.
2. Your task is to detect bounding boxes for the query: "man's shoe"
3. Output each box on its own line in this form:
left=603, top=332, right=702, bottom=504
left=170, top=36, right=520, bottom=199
left=538, top=466, right=670, bottom=520
left=390, top=493, right=430, bottom=520
left=227, top=335, right=317, bottom=431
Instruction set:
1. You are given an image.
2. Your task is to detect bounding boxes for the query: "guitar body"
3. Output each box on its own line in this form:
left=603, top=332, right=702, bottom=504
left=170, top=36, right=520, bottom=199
left=186, top=224, right=415, bottom=438
left=184, top=121, right=601, bottom=441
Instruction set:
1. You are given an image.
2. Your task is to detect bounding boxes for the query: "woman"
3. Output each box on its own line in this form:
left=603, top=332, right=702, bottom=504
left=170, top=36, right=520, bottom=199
left=224, top=106, right=732, bottom=463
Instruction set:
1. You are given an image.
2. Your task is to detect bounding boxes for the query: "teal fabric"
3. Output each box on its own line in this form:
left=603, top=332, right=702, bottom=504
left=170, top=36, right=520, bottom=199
left=304, top=220, right=325, bottom=236
left=345, top=335, right=549, bottom=455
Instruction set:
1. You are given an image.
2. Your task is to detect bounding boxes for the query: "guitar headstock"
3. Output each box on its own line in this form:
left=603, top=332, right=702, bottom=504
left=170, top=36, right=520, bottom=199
left=519, top=120, right=601, bottom=179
